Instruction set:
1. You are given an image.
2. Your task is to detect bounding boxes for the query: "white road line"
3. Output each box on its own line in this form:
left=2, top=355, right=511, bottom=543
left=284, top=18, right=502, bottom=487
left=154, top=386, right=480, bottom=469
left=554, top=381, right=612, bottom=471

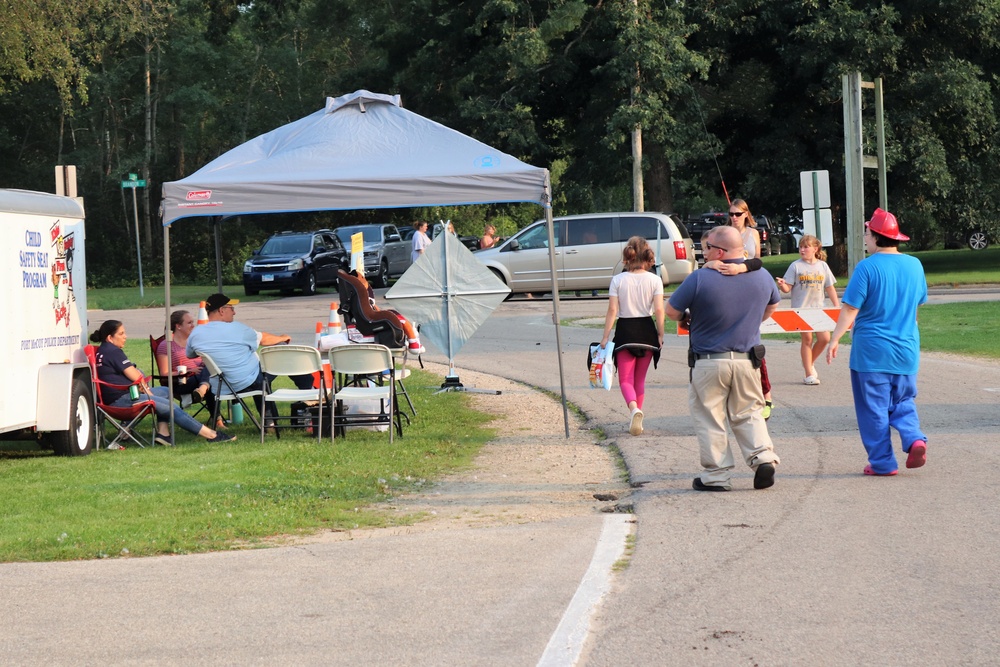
left=537, top=513, right=634, bottom=667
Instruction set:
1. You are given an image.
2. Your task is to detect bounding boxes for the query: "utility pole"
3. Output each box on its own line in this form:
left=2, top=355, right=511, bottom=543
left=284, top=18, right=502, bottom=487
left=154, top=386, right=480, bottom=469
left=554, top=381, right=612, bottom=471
left=842, top=73, right=888, bottom=276
left=630, top=0, right=643, bottom=212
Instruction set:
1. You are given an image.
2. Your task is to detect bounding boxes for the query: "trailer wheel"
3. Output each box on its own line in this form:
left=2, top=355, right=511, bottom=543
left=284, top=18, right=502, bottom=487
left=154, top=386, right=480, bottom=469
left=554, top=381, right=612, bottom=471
left=44, top=377, right=95, bottom=456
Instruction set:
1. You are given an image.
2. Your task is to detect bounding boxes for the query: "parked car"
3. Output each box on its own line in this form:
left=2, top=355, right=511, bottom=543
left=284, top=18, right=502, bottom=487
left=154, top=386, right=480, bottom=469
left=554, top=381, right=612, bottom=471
left=333, top=224, right=411, bottom=287
left=243, top=229, right=349, bottom=296
left=945, top=227, right=994, bottom=250
left=431, top=221, right=481, bottom=251
left=474, top=212, right=696, bottom=294
left=782, top=222, right=804, bottom=254
left=755, top=215, right=774, bottom=256
left=686, top=212, right=727, bottom=261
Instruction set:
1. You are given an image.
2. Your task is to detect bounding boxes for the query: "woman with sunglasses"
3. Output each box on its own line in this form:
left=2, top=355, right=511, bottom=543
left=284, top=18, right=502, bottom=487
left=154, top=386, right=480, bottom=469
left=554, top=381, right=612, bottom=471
left=728, top=199, right=761, bottom=260
left=728, top=199, right=774, bottom=419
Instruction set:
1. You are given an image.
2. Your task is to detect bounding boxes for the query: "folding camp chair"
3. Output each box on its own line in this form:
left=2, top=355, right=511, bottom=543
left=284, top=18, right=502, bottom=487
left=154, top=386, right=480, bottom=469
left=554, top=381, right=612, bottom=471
left=197, top=350, right=264, bottom=431
left=259, top=345, right=327, bottom=443
left=328, top=344, right=400, bottom=443
left=84, top=345, right=157, bottom=450
left=149, top=335, right=206, bottom=414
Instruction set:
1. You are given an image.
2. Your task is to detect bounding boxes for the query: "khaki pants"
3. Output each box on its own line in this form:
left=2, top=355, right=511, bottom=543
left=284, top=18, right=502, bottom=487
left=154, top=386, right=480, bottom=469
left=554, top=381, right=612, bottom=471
left=689, top=358, right=779, bottom=488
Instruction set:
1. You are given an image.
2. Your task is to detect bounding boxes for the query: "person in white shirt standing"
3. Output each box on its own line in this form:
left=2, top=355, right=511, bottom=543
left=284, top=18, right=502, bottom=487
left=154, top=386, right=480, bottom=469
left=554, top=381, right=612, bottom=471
left=411, top=220, right=430, bottom=263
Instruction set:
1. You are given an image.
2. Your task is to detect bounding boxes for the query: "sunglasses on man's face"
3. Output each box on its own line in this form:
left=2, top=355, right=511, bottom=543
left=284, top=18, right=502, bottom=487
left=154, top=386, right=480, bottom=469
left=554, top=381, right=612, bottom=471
left=703, top=242, right=730, bottom=252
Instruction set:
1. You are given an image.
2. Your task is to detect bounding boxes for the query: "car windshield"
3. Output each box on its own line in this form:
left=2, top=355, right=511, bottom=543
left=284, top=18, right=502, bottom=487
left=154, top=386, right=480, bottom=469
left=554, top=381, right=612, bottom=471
left=259, top=235, right=311, bottom=254
left=335, top=226, right=380, bottom=243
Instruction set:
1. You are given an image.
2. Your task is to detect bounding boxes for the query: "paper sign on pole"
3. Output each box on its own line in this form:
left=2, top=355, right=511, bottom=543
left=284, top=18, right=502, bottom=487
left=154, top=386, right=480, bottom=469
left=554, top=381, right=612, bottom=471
left=350, top=232, right=364, bottom=274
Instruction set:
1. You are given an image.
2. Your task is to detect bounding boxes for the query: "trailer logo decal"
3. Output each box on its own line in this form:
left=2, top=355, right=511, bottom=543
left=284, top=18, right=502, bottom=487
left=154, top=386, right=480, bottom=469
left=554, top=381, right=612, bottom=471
left=18, top=220, right=79, bottom=329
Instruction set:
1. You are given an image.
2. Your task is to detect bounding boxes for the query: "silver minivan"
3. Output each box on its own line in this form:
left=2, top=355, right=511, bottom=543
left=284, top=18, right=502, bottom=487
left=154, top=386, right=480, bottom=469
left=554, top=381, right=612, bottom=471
left=474, top=212, right=696, bottom=294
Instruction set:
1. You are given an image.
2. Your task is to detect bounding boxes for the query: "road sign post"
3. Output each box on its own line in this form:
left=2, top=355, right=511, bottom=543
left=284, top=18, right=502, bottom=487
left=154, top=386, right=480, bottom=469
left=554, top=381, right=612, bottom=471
left=121, top=173, right=148, bottom=298
left=800, top=170, right=833, bottom=246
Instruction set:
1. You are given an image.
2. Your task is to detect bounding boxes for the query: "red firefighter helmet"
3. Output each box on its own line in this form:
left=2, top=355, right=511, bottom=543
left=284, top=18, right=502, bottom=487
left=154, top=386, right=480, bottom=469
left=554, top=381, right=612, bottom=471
left=865, top=208, right=909, bottom=241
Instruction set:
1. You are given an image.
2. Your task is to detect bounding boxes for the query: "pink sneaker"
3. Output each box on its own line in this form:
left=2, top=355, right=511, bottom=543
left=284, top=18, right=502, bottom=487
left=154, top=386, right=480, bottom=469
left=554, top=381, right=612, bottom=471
left=906, top=440, right=927, bottom=469
left=863, top=464, right=897, bottom=476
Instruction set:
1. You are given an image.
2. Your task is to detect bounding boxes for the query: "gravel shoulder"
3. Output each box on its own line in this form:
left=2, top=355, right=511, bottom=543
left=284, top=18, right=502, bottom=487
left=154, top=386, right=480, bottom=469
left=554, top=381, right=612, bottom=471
left=291, top=361, right=627, bottom=544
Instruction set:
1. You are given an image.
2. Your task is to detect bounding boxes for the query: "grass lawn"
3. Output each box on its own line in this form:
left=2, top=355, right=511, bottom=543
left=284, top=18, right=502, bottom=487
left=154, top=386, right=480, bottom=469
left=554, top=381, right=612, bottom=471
left=87, top=285, right=342, bottom=310
left=761, top=245, right=1000, bottom=287
left=0, top=339, right=494, bottom=562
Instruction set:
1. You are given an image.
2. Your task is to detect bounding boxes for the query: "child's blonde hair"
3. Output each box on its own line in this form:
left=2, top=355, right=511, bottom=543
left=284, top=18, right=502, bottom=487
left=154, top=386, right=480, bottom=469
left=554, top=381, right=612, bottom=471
left=799, top=234, right=826, bottom=261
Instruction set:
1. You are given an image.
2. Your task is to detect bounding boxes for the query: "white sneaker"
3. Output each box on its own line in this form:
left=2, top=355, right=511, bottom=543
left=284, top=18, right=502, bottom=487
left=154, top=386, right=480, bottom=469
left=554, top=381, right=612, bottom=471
left=804, top=375, right=821, bottom=385
left=629, top=408, right=644, bottom=436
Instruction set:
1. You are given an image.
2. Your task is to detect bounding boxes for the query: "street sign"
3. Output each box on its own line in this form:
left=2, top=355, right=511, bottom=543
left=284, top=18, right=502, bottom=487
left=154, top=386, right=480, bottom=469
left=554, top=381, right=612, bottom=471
left=121, top=179, right=147, bottom=188
left=802, top=208, right=834, bottom=246
left=800, top=170, right=831, bottom=209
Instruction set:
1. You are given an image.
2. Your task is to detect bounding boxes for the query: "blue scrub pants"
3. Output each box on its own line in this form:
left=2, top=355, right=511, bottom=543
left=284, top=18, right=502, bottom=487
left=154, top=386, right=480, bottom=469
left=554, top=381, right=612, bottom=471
left=850, top=370, right=927, bottom=474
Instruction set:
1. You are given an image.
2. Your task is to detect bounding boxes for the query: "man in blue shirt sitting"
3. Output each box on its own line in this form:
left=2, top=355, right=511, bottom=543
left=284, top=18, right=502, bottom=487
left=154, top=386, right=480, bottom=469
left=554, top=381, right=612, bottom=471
left=187, top=293, right=292, bottom=426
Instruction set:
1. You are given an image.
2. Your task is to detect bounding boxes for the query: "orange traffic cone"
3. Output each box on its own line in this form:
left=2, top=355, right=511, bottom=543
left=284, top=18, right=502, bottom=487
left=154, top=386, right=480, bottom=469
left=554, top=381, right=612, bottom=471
left=197, top=301, right=209, bottom=325
left=312, top=359, right=333, bottom=390
left=314, top=322, right=323, bottom=348
left=328, top=302, right=341, bottom=334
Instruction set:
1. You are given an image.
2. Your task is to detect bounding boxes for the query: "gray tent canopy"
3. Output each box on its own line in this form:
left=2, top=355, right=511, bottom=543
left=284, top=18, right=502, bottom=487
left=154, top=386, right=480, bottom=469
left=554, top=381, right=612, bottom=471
left=159, top=90, right=570, bottom=435
left=161, top=91, right=548, bottom=222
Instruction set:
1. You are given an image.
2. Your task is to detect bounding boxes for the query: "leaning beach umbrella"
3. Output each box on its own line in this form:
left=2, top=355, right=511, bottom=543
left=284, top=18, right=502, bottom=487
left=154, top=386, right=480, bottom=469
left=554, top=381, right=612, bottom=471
left=385, top=231, right=510, bottom=391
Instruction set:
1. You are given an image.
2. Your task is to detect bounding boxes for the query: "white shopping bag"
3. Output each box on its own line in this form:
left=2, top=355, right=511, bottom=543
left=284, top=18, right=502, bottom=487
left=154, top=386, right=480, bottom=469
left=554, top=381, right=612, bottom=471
left=588, top=342, right=615, bottom=391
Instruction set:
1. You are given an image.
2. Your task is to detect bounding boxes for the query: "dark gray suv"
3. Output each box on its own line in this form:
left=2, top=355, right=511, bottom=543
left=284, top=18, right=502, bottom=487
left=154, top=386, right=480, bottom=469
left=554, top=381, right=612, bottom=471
left=243, top=229, right=349, bottom=296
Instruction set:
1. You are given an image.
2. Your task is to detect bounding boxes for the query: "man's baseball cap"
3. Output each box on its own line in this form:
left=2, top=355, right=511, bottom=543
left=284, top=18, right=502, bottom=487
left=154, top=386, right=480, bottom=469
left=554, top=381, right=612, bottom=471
left=205, top=293, right=239, bottom=313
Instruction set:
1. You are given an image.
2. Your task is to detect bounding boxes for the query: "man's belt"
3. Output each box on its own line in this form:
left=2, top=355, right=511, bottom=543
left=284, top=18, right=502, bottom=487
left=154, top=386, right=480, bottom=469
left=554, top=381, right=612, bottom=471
left=696, top=351, right=752, bottom=361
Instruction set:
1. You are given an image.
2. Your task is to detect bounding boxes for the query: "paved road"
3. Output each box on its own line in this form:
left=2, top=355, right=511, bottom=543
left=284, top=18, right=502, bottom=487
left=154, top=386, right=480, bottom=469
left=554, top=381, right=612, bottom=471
left=434, top=292, right=1000, bottom=666
left=3, top=287, right=999, bottom=665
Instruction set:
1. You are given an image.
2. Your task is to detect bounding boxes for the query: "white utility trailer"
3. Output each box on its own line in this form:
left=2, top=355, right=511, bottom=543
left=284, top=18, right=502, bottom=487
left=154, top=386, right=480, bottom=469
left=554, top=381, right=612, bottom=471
left=0, top=188, right=94, bottom=455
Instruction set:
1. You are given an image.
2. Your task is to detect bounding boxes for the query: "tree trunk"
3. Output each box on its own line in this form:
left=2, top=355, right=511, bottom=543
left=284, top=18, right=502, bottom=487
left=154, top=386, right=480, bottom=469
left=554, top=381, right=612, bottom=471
left=645, top=144, right=674, bottom=214
left=143, top=32, right=153, bottom=250
left=826, top=203, right=849, bottom=275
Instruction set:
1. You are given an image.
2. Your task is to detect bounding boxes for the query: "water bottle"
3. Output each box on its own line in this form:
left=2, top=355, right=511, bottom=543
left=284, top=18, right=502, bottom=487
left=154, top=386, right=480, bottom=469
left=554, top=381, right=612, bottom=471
left=231, top=402, right=244, bottom=425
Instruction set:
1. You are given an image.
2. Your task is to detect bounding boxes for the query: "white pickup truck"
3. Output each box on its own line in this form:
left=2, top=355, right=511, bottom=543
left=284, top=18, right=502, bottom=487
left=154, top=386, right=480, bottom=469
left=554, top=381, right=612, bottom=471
left=1, top=189, right=94, bottom=455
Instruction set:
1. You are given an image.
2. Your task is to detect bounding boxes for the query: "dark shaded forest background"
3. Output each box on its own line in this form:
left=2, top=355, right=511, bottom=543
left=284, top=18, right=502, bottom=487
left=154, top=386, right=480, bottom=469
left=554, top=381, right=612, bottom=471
left=3, top=0, right=998, bottom=287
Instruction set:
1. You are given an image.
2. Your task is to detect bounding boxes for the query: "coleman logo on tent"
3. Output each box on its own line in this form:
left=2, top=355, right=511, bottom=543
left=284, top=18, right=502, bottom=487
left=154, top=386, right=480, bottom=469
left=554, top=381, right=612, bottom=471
left=185, top=190, right=213, bottom=201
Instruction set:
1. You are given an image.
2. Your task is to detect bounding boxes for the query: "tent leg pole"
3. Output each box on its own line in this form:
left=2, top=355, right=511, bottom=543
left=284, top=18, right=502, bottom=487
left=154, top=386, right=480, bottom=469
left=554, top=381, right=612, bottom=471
left=164, top=223, right=175, bottom=438
left=543, top=182, right=571, bottom=438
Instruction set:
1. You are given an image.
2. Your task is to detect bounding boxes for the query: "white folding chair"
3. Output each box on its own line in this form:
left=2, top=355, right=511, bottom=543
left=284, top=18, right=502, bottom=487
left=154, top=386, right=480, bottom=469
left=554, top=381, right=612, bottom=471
left=259, top=345, right=327, bottom=443
left=328, top=344, right=398, bottom=443
left=198, top=350, right=264, bottom=431
left=391, top=347, right=416, bottom=419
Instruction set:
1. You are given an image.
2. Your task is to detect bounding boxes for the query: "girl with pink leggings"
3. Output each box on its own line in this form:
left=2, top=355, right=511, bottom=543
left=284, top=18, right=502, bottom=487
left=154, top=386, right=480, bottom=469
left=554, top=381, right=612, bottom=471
left=616, top=351, right=653, bottom=409
left=599, top=236, right=665, bottom=436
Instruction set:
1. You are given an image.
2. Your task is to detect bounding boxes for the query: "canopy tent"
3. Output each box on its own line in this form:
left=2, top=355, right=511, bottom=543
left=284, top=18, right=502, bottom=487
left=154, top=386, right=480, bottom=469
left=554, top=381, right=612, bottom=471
left=162, top=91, right=549, bottom=223
left=159, top=90, right=571, bottom=435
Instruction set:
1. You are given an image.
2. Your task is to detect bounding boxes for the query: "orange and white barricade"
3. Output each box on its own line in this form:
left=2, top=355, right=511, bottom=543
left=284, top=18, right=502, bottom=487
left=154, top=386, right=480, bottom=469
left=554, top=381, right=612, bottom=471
left=677, top=308, right=849, bottom=335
